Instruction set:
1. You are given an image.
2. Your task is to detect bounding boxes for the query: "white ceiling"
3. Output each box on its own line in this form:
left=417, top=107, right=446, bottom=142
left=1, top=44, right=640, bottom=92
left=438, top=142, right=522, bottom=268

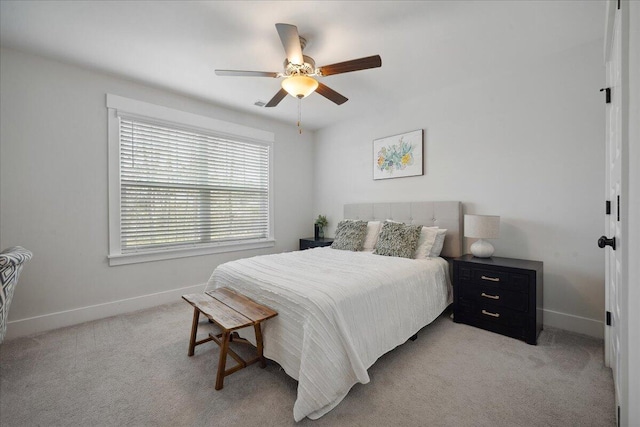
left=0, top=1, right=604, bottom=131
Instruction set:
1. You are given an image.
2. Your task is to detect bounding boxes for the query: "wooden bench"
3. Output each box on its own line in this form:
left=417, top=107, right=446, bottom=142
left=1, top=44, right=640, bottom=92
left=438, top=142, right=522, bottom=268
left=182, top=288, right=278, bottom=390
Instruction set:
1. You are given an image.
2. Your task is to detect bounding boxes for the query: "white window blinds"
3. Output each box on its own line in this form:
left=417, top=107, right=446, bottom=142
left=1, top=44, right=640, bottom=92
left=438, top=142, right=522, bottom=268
left=118, top=117, right=270, bottom=253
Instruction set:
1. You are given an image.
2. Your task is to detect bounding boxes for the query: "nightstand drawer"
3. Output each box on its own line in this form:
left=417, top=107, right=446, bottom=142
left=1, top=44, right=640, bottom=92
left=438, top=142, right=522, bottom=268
left=457, top=302, right=527, bottom=330
left=457, top=282, right=529, bottom=312
left=473, top=269, right=508, bottom=286
left=459, top=265, right=529, bottom=293
left=454, top=308, right=528, bottom=342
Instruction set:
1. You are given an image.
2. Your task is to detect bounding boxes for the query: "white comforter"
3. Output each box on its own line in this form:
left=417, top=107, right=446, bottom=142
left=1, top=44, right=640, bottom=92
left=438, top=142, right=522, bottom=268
left=205, top=247, right=452, bottom=421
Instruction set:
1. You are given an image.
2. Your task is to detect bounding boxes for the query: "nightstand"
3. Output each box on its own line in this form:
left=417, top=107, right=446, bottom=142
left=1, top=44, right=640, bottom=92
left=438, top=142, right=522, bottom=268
left=453, top=254, right=543, bottom=345
left=299, top=237, right=334, bottom=250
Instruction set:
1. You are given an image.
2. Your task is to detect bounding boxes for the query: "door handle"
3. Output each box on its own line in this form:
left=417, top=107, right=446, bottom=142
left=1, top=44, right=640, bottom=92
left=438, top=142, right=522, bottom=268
left=598, top=236, right=616, bottom=250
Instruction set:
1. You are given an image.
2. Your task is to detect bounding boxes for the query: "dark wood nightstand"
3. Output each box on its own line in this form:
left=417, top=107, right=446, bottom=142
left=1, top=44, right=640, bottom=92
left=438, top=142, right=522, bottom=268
left=299, top=237, right=334, bottom=250
left=453, top=254, right=543, bottom=345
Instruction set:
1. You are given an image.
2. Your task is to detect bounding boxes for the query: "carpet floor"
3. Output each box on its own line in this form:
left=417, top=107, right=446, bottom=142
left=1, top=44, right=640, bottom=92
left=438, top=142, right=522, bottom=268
left=0, top=302, right=615, bottom=426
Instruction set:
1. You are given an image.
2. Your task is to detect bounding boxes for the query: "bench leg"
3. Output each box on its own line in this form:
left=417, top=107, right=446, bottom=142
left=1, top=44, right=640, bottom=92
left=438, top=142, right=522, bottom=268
left=188, top=308, right=200, bottom=357
left=215, top=330, right=231, bottom=390
left=254, top=323, right=266, bottom=368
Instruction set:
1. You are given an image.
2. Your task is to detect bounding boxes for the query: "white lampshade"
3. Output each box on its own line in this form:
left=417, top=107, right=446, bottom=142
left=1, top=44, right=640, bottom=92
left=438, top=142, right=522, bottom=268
left=464, top=214, right=500, bottom=258
left=464, top=215, right=500, bottom=239
left=281, top=75, right=318, bottom=98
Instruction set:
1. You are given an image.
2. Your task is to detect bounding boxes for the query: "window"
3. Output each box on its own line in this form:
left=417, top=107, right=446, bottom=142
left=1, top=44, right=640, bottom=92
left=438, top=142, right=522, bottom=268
left=107, top=95, right=274, bottom=265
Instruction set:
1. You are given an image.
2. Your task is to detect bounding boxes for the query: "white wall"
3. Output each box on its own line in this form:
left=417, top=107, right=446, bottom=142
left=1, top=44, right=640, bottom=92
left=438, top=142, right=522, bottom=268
left=0, top=47, right=315, bottom=338
left=313, top=40, right=606, bottom=337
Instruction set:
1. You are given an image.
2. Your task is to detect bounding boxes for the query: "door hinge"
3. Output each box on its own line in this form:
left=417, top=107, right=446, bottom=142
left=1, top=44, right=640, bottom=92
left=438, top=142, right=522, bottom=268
left=617, top=405, right=620, bottom=427
left=606, top=200, right=611, bottom=215
left=617, top=195, right=620, bottom=221
left=606, top=311, right=612, bottom=326
left=600, top=88, right=611, bottom=103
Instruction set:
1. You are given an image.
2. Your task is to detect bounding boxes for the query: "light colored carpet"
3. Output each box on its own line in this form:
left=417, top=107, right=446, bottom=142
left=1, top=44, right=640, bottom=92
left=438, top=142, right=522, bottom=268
left=0, top=302, right=615, bottom=426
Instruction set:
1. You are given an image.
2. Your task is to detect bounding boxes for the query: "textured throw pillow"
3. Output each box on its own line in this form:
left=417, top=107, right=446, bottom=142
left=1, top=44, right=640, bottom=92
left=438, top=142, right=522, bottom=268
left=374, top=222, right=422, bottom=258
left=429, top=228, right=447, bottom=257
left=331, top=220, right=368, bottom=251
left=414, top=226, right=439, bottom=259
left=361, top=221, right=382, bottom=252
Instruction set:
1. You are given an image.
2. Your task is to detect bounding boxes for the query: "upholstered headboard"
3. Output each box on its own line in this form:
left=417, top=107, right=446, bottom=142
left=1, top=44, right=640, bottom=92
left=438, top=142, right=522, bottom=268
left=343, top=201, right=463, bottom=258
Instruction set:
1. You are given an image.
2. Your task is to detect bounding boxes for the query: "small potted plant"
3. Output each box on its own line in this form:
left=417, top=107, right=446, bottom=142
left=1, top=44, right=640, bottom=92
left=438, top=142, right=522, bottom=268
left=314, top=215, right=328, bottom=239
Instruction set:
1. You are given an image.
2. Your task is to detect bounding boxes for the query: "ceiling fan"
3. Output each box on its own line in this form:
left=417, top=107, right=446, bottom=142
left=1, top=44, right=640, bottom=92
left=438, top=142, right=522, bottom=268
left=215, top=23, right=382, bottom=108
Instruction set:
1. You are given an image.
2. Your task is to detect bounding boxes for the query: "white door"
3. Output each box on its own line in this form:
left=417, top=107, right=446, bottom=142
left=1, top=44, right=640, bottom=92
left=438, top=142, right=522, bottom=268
left=603, top=2, right=622, bottom=420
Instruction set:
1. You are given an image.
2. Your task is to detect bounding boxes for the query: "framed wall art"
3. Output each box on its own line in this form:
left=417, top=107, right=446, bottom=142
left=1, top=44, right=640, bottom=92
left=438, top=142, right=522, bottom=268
left=373, top=129, right=423, bottom=180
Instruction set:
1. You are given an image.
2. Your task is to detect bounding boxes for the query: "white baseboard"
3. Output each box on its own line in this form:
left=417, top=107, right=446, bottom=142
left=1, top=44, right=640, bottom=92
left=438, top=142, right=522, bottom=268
left=543, top=308, right=603, bottom=339
left=5, top=283, right=207, bottom=340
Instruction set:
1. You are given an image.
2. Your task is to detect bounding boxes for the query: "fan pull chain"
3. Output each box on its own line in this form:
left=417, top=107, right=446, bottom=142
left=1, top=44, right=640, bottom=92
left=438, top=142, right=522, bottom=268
left=297, top=97, right=303, bottom=134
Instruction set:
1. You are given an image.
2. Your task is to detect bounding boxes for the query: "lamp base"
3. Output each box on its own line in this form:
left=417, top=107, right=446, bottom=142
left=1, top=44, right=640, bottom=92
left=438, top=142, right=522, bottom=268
left=470, top=239, right=494, bottom=258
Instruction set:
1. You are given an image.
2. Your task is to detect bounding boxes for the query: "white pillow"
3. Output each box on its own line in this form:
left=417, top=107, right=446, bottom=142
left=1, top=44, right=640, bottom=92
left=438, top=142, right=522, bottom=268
left=362, top=221, right=382, bottom=252
left=414, top=226, right=438, bottom=259
left=429, top=228, right=447, bottom=257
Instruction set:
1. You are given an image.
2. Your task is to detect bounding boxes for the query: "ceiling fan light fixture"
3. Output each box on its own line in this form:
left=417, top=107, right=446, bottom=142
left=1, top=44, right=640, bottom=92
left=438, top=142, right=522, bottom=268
left=281, top=75, right=318, bottom=99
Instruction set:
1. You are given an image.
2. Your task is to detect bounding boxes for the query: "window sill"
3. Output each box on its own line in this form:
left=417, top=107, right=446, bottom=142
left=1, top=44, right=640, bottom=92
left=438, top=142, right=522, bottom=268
left=108, top=239, right=276, bottom=266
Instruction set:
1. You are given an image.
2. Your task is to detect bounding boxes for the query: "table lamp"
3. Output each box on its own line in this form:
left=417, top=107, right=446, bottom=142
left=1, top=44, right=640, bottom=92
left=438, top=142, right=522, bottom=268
left=464, top=214, right=500, bottom=258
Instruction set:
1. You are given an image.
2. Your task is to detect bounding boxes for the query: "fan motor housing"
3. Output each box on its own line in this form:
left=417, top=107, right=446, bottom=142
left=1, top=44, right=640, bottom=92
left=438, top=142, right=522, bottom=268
left=283, top=55, right=316, bottom=76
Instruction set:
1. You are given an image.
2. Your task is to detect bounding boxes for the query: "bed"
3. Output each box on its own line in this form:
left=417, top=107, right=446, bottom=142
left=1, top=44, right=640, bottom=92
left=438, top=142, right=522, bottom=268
left=205, top=201, right=462, bottom=421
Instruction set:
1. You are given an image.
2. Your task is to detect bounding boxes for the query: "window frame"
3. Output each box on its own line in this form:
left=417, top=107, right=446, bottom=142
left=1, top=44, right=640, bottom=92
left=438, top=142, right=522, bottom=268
left=106, top=94, right=275, bottom=266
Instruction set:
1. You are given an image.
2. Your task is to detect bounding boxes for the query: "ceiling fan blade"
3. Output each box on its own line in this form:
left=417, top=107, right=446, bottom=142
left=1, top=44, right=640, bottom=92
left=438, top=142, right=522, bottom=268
left=275, top=23, right=304, bottom=65
left=315, top=83, right=348, bottom=105
left=215, top=70, right=279, bottom=78
left=265, top=88, right=289, bottom=107
left=318, top=55, right=382, bottom=76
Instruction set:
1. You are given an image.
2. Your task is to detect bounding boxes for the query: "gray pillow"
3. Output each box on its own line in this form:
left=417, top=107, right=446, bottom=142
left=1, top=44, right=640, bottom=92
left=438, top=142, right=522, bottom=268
left=374, top=222, right=422, bottom=258
left=331, top=220, right=368, bottom=251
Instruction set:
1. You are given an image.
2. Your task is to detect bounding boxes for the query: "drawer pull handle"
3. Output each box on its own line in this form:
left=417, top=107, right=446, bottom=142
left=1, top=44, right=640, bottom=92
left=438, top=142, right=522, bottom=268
left=481, top=275, right=500, bottom=282
left=482, top=309, right=500, bottom=318
left=481, top=292, right=500, bottom=300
